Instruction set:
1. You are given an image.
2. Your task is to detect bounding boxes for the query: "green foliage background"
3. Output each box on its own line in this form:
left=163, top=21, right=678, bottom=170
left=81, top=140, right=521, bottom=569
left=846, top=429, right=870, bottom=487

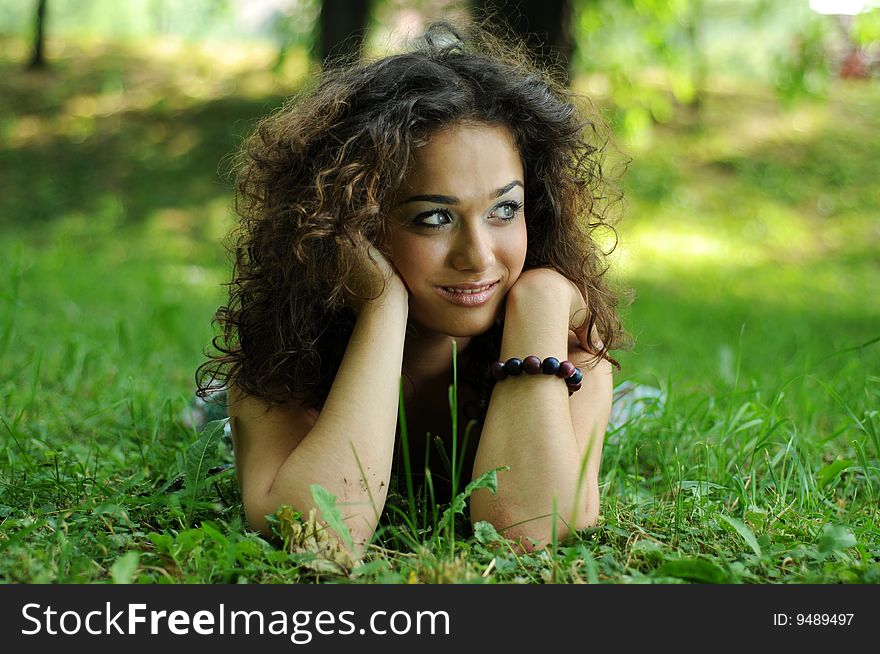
left=0, top=1, right=878, bottom=583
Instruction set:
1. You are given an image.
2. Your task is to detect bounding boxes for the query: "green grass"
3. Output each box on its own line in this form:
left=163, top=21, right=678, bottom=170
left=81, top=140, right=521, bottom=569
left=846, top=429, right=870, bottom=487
left=1, top=36, right=878, bottom=584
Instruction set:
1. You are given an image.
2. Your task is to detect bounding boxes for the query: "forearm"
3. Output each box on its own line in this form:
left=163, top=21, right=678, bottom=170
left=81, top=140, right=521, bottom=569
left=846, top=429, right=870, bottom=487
left=264, top=284, right=409, bottom=545
left=470, top=278, right=590, bottom=546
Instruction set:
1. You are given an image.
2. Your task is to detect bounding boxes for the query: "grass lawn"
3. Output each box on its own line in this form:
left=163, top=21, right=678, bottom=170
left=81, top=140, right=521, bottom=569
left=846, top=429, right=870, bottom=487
left=1, top=36, right=878, bottom=583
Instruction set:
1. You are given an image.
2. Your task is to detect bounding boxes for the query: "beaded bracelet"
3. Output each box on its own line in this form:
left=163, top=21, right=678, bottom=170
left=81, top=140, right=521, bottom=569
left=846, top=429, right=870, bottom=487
left=489, top=356, right=584, bottom=395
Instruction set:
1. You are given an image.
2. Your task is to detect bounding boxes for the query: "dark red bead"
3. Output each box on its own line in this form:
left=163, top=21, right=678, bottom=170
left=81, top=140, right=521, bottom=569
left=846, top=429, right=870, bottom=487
left=490, top=361, right=507, bottom=381
left=522, top=355, right=542, bottom=374
left=567, top=381, right=583, bottom=394
left=541, top=357, right=560, bottom=374
left=558, top=360, right=576, bottom=379
left=503, top=358, right=523, bottom=375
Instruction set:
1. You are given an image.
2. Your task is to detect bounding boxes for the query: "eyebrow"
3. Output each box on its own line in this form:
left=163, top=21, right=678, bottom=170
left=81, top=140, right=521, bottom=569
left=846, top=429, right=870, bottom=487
left=401, top=180, right=523, bottom=205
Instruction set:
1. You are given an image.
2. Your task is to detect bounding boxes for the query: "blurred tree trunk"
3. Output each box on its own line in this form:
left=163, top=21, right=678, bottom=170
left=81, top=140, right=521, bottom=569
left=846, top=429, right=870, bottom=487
left=28, top=0, right=47, bottom=69
left=475, top=0, right=574, bottom=83
left=319, top=0, right=371, bottom=64
left=685, top=0, right=707, bottom=112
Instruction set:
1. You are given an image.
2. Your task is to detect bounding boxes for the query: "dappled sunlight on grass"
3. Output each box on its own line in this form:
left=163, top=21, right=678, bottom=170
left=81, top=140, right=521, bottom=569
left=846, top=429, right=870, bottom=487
left=622, top=222, right=761, bottom=267
left=604, top=123, right=878, bottom=424
left=0, top=39, right=309, bottom=238
left=1, top=36, right=310, bottom=150
left=159, top=262, right=225, bottom=293
left=144, top=197, right=234, bottom=262
left=620, top=196, right=878, bottom=273
left=608, top=75, right=879, bottom=396
left=690, top=93, right=830, bottom=162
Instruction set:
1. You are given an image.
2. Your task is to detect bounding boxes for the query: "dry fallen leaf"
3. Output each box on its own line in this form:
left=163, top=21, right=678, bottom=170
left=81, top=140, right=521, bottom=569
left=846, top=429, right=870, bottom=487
left=274, top=505, right=354, bottom=575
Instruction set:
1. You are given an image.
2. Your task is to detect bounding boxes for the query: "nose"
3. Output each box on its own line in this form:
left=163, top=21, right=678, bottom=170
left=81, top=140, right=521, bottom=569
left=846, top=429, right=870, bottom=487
left=449, top=221, right=495, bottom=273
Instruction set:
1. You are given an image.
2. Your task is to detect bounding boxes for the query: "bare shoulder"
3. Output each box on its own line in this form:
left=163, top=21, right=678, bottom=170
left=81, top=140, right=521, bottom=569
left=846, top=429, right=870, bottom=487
left=227, top=386, right=319, bottom=498
left=228, top=385, right=318, bottom=428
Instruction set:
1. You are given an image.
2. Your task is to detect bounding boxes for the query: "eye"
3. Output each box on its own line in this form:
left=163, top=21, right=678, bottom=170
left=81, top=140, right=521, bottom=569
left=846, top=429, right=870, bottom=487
left=490, top=200, right=523, bottom=222
left=414, top=208, right=452, bottom=229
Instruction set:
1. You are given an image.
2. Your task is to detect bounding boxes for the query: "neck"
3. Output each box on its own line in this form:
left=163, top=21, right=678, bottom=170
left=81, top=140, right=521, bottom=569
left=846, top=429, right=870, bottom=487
left=402, top=321, right=472, bottom=384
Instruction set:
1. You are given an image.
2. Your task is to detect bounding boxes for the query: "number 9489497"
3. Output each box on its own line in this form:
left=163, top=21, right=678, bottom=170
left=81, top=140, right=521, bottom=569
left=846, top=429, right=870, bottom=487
left=796, top=613, right=854, bottom=626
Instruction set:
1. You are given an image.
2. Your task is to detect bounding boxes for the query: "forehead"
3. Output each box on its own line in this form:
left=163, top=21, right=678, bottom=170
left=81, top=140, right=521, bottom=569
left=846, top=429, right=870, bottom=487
left=401, top=123, right=523, bottom=196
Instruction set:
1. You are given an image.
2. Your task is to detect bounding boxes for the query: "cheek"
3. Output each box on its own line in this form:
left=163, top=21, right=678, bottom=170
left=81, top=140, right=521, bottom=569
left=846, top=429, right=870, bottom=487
left=388, top=232, right=444, bottom=285
left=503, top=220, right=528, bottom=277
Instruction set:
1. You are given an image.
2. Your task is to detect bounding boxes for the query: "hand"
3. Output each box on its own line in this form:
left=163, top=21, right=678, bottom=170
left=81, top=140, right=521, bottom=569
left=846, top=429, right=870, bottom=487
left=344, top=235, right=406, bottom=314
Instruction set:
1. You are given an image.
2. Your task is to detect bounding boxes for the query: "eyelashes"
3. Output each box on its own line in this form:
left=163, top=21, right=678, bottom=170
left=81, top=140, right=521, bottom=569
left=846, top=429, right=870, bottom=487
left=496, top=200, right=524, bottom=219
left=414, top=208, right=451, bottom=229
left=413, top=200, right=524, bottom=229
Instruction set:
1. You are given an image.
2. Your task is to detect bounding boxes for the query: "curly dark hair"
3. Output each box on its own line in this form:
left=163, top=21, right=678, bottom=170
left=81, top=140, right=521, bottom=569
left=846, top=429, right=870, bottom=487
left=197, top=21, right=629, bottom=409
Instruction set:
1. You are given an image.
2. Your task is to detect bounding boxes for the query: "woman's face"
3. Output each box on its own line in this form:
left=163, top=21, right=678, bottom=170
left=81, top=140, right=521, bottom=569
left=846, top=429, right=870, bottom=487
left=385, top=122, right=528, bottom=337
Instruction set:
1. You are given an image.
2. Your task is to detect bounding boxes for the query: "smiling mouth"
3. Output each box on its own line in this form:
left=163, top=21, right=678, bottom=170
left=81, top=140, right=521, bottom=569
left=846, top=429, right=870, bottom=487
left=440, top=282, right=496, bottom=294
left=434, top=280, right=500, bottom=306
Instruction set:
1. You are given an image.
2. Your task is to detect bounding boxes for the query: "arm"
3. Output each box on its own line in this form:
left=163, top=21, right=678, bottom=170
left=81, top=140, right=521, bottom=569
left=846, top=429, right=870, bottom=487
left=470, top=268, right=613, bottom=550
left=229, top=250, right=409, bottom=553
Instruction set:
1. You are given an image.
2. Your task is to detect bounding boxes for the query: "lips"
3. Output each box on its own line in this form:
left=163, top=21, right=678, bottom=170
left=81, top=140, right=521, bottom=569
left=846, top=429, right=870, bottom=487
left=434, top=280, right=500, bottom=306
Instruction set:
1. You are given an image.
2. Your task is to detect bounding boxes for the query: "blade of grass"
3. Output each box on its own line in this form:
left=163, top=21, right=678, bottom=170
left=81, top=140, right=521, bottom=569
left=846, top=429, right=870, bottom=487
left=449, top=338, right=458, bottom=499
left=813, top=375, right=880, bottom=459
left=396, top=379, right=417, bottom=530
left=182, top=418, right=227, bottom=528
left=719, top=514, right=762, bottom=557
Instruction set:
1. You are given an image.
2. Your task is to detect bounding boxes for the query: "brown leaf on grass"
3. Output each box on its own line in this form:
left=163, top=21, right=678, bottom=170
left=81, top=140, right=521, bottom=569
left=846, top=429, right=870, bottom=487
left=274, top=505, right=354, bottom=575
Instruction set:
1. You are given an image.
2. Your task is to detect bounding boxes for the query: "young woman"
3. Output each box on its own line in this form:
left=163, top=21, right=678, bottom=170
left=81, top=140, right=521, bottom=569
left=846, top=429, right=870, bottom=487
left=198, top=22, right=627, bottom=554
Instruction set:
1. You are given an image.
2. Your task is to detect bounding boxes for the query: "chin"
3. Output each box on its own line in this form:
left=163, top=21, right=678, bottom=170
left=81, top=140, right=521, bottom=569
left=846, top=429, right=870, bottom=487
left=411, top=306, right=500, bottom=338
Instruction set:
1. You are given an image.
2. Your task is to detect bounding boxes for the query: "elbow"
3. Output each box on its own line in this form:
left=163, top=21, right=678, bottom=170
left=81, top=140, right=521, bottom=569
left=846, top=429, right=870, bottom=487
left=242, top=496, right=275, bottom=538
left=501, top=513, right=600, bottom=553
left=471, top=499, right=601, bottom=553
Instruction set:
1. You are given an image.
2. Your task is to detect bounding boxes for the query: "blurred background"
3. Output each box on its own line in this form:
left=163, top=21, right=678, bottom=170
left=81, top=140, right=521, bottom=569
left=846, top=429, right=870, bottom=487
left=1, top=0, right=878, bottom=427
